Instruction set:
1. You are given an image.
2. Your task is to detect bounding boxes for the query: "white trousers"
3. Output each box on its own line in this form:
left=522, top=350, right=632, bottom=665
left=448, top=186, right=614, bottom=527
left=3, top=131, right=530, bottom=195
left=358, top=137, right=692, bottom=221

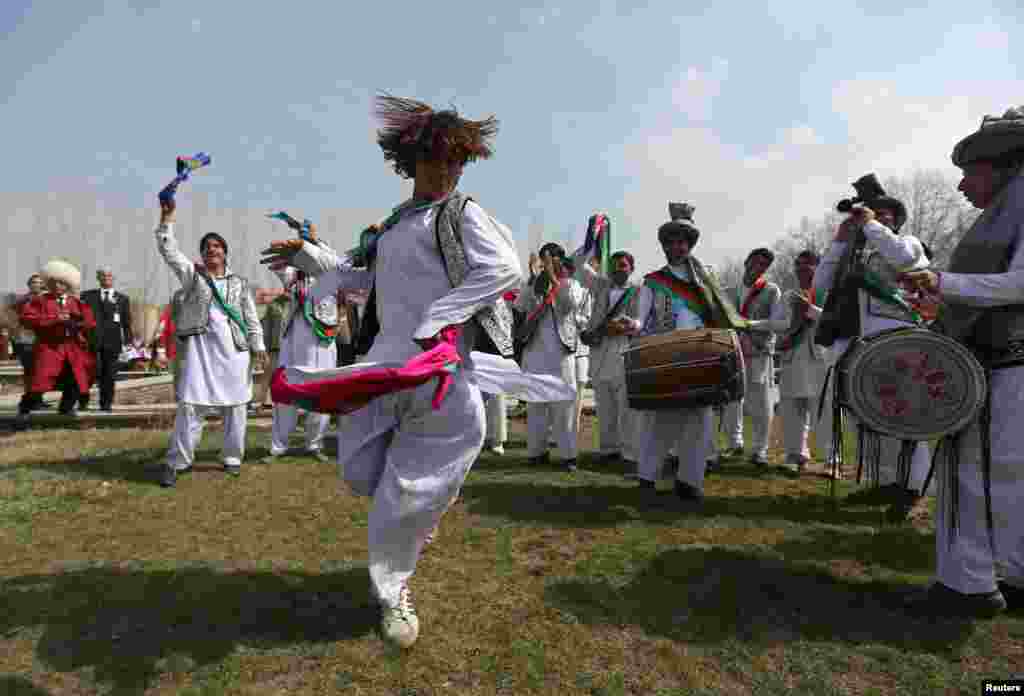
left=269, top=404, right=331, bottom=455
left=593, top=376, right=642, bottom=462
left=528, top=399, right=578, bottom=460
left=484, top=392, right=507, bottom=446
left=639, top=406, right=712, bottom=490
left=936, top=365, right=1024, bottom=595
left=779, top=396, right=834, bottom=462
left=724, top=377, right=773, bottom=459
left=335, top=372, right=485, bottom=607
left=167, top=402, right=248, bottom=470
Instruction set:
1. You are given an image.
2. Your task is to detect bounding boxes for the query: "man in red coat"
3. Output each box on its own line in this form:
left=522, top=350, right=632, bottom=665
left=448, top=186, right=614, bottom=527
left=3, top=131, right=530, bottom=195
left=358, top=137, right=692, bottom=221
left=17, top=260, right=96, bottom=421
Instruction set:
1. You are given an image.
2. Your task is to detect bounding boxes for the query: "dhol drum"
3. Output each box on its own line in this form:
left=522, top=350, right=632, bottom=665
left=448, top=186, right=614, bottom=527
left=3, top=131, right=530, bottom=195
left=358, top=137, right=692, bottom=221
left=625, top=328, right=745, bottom=411
left=837, top=327, right=987, bottom=440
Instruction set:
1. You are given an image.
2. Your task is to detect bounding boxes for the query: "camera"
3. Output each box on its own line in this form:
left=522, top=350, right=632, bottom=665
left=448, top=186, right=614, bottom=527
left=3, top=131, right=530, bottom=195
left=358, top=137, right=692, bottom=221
left=835, top=173, right=887, bottom=214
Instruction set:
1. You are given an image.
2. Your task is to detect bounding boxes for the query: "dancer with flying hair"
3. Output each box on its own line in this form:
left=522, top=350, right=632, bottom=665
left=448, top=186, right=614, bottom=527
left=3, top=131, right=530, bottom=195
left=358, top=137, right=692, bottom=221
left=261, top=94, right=532, bottom=648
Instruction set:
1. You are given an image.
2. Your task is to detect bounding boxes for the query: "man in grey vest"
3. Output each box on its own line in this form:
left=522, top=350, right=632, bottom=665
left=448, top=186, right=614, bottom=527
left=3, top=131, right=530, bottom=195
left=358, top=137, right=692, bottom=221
left=902, top=106, right=1024, bottom=618
left=571, top=244, right=645, bottom=470
left=264, top=221, right=338, bottom=463
left=723, top=248, right=782, bottom=467
left=515, top=242, right=584, bottom=472
left=155, top=197, right=267, bottom=488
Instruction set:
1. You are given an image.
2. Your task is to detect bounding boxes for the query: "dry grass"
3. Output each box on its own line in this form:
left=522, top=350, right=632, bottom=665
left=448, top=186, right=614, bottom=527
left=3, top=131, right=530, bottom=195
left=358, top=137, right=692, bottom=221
left=0, top=414, right=1021, bottom=695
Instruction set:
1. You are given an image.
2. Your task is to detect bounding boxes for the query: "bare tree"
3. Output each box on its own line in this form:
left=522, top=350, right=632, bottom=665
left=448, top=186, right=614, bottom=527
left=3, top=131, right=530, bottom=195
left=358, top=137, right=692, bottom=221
left=882, top=169, right=978, bottom=269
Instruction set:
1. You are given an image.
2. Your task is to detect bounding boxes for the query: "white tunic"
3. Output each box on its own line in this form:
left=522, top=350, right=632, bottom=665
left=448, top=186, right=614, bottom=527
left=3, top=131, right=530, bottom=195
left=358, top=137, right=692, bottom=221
left=178, top=277, right=253, bottom=406
left=755, top=289, right=831, bottom=399
left=276, top=268, right=338, bottom=370
left=517, top=277, right=582, bottom=387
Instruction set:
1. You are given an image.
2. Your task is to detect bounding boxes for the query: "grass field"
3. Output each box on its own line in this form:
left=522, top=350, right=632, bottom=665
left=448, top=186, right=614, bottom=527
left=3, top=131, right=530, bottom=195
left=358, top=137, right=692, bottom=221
left=1, top=416, right=1022, bottom=695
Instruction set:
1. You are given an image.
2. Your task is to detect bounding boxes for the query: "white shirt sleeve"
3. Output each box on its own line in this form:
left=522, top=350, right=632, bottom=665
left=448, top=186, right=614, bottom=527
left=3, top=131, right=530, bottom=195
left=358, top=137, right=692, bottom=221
left=941, top=222, right=1024, bottom=307
left=414, top=201, right=523, bottom=340
left=155, top=223, right=197, bottom=289
left=862, top=220, right=927, bottom=272
left=297, top=242, right=373, bottom=304
left=750, top=294, right=791, bottom=333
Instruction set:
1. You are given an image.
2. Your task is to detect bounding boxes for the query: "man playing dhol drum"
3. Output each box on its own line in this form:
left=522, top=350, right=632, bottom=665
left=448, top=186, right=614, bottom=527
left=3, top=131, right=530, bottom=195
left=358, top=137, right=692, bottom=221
left=632, top=203, right=748, bottom=503
left=902, top=106, right=1024, bottom=618
left=812, top=183, right=932, bottom=521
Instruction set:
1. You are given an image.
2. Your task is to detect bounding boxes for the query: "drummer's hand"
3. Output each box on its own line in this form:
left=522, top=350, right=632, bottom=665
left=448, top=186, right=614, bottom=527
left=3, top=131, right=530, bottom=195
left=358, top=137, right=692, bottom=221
left=304, top=222, right=318, bottom=243
left=901, top=270, right=940, bottom=295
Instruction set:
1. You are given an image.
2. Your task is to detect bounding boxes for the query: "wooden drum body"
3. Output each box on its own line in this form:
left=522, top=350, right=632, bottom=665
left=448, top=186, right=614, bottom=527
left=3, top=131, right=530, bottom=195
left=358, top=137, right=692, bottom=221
left=625, top=328, right=745, bottom=411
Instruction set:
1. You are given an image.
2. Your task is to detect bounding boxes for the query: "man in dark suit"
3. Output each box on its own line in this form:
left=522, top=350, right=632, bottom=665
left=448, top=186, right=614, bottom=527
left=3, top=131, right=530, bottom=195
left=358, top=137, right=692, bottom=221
left=80, top=268, right=133, bottom=411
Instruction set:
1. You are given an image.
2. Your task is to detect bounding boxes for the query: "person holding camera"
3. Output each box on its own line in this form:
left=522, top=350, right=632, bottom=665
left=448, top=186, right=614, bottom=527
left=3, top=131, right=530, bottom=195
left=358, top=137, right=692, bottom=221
left=813, top=177, right=931, bottom=519
left=515, top=242, right=584, bottom=472
left=571, top=240, right=645, bottom=471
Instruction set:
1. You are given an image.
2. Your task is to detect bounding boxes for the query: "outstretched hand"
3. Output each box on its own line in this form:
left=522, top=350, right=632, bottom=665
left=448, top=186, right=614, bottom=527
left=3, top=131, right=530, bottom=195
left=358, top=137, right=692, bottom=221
left=259, top=239, right=304, bottom=271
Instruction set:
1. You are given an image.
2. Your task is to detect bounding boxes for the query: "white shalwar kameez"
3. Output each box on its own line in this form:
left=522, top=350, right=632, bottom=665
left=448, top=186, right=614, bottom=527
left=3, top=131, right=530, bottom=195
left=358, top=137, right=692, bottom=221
left=157, top=224, right=260, bottom=472
left=296, top=200, right=522, bottom=609
left=571, top=256, right=645, bottom=463
left=517, top=277, right=582, bottom=462
left=932, top=242, right=1024, bottom=596
left=269, top=268, right=336, bottom=456
left=813, top=220, right=931, bottom=489
left=757, top=293, right=834, bottom=464
left=723, top=283, right=781, bottom=462
left=634, top=263, right=714, bottom=492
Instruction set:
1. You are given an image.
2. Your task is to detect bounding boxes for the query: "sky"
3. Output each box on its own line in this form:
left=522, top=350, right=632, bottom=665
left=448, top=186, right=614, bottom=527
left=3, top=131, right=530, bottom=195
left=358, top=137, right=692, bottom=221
left=1, top=0, right=1022, bottom=300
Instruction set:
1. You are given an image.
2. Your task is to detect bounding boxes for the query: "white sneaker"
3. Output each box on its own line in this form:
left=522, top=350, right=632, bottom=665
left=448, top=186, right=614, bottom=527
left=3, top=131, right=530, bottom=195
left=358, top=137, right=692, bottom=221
left=381, top=586, right=419, bottom=648
left=486, top=444, right=505, bottom=456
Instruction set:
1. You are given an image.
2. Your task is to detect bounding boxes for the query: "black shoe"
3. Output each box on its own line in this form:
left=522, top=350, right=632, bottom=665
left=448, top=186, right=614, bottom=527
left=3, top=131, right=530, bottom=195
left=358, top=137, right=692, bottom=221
left=565, top=459, right=578, bottom=473
left=904, top=582, right=1006, bottom=619
left=224, top=465, right=241, bottom=477
left=705, top=458, right=720, bottom=473
left=885, top=489, right=926, bottom=523
left=528, top=452, right=550, bottom=467
left=674, top=480, right=704, bottom=503
left=997, top=582, right=1024, bottom=612
left=160, top=466, right=177, bottom=488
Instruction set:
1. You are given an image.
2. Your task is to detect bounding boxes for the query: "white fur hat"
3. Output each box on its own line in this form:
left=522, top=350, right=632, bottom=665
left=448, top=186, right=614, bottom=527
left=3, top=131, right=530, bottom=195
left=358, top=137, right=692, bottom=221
left=41, top=259, right=81, bottom=290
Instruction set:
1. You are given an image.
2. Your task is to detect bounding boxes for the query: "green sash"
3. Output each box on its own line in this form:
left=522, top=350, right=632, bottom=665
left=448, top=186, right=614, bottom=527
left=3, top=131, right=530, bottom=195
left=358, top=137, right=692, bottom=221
left=198, top=270, right=249, bottom=336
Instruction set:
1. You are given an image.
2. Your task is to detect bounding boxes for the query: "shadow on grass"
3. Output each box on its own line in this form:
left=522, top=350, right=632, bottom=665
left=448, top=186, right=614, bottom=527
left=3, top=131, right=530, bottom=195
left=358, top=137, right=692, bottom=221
left=1, top=434, right=338, bottom=487
left=546, top=547, right=973, bottom=656
left=772, top=524, right=935, bottom=573
left=0, top=676, right=53, bottom=695
left=461, top=480, right=890, bottom=528
left=0, top=563, right=377, bottom=693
